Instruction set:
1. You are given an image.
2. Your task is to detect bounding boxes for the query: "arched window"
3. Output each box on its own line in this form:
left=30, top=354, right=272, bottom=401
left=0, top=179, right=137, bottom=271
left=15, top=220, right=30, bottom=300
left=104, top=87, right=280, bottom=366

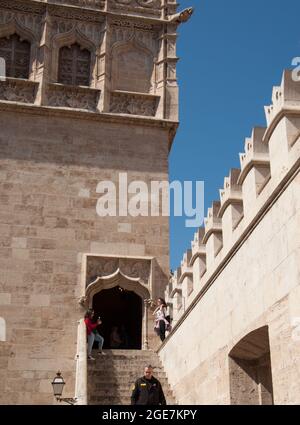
left=112, top=43, right=154, bottom=93
left=58, top=43, right=91, bottom=87
left=0, top=34, right=31, bottom=79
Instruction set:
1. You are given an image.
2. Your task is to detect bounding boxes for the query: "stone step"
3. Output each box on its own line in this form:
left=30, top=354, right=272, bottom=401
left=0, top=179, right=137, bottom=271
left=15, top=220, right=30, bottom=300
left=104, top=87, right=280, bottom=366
left=88, top=374, right=167, bottom=381
left=88, top=366, right=165, bottom=373
left=90, top=361, right=160, bottom=366
left=88, top=363, right=164, bottom=370
left=93, top=350, right=158, bottom=357
left=87, top=349, right=177, bottom=405
left=88, top=388, right=175, bottom=397
left=88, top=356, right=162, bottom=362
left=90, top=373, right=168, bottom=385
left=89, top=396, right=177, bottom=405
left=100, top=350, right=156, bottom=354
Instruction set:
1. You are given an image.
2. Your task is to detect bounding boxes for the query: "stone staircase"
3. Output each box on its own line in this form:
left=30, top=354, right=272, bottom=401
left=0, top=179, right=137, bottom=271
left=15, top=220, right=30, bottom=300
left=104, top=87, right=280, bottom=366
left=87, top=349, right=177, bottom=405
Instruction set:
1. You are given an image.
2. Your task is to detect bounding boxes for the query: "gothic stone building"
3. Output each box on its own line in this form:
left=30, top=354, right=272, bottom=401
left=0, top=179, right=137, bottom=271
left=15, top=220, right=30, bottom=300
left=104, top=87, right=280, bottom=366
left=0, top=0, right=300, bottom=405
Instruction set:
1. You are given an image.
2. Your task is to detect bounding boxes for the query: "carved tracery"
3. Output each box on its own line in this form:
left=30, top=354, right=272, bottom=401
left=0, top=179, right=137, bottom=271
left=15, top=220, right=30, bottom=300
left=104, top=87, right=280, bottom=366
left=58, top=43, right=91, bottom=86
left=0, top=33, right=30, bottom=79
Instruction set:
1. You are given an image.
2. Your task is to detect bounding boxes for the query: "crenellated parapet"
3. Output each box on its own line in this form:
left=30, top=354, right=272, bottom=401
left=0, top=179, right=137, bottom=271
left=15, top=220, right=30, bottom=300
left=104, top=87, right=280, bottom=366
left=264, top=70, right=300, bottom=180
left=238, top=127, right=270, bottom=218
left=179, top=249, right=193, bottom=305
left=167, top=268, right=183, bottom=324
left=264, top=70, right=300, bottom=127
left=219, top=168, right=243, bottom=249
left=168, top=69, right=300, bottom=327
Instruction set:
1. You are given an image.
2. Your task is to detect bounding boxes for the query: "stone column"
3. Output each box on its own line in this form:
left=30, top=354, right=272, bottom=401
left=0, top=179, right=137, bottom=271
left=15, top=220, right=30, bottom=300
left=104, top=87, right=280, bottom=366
left=143, top=299, right=149, bottom=350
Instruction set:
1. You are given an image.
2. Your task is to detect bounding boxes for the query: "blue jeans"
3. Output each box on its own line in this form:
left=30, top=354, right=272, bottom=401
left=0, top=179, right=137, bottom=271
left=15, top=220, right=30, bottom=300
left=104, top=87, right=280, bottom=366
left=87, top=332, right=104, bottom=356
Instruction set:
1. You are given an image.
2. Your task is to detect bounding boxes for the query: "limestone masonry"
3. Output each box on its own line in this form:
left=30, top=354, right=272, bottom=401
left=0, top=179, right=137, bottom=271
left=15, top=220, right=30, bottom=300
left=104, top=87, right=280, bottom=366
left=0, top=0, right=299, bottom=405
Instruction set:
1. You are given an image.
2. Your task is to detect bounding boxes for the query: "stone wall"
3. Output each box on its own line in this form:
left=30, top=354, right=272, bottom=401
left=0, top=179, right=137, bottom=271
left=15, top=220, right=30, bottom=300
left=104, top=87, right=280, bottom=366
left=0, top=107, right=171, bottom=404
left=0, top=0, right=187, bottom=404
left=161, top=70, right=300, bottom=405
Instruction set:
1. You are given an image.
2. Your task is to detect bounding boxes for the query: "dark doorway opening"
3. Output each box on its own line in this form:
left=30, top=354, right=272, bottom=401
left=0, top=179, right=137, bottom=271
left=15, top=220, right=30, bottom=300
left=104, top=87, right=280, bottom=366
left=92, top=285, right=142, bottom=350
left=229, top=326, right=274, bottom=405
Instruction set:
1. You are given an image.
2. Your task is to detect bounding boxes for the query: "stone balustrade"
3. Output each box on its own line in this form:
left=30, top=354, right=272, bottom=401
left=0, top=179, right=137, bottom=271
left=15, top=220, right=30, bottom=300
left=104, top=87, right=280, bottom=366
left=47, top=83, right=100, bottom=111
left=0, top=77, right=38, bottom=104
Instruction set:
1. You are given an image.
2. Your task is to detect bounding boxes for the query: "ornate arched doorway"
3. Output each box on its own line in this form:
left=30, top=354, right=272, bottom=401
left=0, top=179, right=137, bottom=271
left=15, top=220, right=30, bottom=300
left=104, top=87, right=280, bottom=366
left=92, top=285, right=142, bottom=349
left=83, top=255, right=153, bottom=350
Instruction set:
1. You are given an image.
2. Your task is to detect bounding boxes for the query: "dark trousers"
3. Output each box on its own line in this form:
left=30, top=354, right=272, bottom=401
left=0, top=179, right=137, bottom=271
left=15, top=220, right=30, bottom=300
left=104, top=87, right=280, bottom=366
left=159, top=320, right=166, bottom=342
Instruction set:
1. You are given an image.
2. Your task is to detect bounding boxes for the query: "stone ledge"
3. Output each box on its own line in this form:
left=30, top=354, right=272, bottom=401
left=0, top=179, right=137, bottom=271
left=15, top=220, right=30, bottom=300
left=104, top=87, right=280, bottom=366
left=47, top=83, right=101, bottom=111
left=110, top=90, right=160, bottom=117
left=0, top=78, right=38, bottom=104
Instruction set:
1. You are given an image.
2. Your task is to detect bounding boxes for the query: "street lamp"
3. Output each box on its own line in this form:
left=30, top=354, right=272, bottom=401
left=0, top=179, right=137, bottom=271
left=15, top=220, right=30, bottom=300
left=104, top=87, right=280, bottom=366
left=51, top=371, right=77, bottom=405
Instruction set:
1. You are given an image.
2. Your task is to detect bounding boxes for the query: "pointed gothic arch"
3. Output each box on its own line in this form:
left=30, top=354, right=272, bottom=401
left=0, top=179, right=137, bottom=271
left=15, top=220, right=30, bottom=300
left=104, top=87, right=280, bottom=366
left=111, top=39, right=156, bottom=93
left=0, top=20, right=38, bottom=79
left=86, top=270, right=150, bottom=350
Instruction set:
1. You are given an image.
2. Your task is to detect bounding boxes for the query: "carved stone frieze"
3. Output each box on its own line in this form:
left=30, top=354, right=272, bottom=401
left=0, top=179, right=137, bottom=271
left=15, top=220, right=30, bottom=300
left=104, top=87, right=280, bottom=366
left=47, top=4, right=105, bottom=23
left=47, top=0, right=105, bottom=10
left=111, top=23, right=158, bottom=55
left=51, top=17, right=104, bottom=46
left=111, top=18, right=155, bottom=31
left=0, top=0, right=45, bottom=15
left=110, top=0, right=162, bottom=17
left=0, top=78, right=38, bottom=103
left=86, top=256, right=151, bottom=287
left=110, top=91, right=158, bottom=116
left=47, top=83, right=100, bottom=110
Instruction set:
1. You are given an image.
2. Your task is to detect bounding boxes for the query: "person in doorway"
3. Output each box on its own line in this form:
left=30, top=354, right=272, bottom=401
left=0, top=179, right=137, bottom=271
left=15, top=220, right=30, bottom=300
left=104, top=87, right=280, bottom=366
left=131, top=365, right=166, bottom=405
left=153, top=298, right=169, bottom=342
left=119, top=324, right=129, bottom=349
left=110, top=325, right=122, bottom=349
left=84, top=309, right=106, bottom=360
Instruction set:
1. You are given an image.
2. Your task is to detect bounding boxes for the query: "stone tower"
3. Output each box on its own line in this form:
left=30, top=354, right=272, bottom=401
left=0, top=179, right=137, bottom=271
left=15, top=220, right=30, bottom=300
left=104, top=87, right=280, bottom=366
left=0, top=0, right=192, bottom=404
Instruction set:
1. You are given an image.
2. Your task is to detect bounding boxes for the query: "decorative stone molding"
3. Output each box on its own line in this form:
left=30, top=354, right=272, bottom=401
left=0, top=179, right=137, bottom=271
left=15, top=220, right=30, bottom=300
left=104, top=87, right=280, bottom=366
left=0, top=8, right=42, bottom=39
left=86, top=255, right=152, bottom=287
left=51, top=16, right=104, bottom=44
left=47, top=83, right=100, bottom=110
left=48, top=4, right=104, bottom=23
left=47, top=0, right=105, bottom=10
left=110, top=90, right=159, bottom=116
left=0, top=0, right=45, bottom=15
left=109, top=0, right=162, bottom=17
left=0, top=77, right=38, bottom=103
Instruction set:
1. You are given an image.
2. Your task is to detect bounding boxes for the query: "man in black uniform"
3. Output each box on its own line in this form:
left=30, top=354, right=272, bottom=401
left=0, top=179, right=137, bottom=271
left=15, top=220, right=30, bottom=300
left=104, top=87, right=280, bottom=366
left=131, top=365, right=166, bottom=405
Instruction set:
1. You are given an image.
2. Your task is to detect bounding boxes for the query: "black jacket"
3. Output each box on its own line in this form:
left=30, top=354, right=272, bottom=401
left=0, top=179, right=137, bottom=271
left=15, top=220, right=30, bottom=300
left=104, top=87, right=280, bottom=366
left=131, top=376, right=166, bottom=405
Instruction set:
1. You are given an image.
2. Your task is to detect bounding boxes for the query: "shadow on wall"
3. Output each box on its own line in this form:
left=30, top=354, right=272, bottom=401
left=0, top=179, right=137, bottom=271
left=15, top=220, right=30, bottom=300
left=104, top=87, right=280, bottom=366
left=229, top=325, right=274, bottom=405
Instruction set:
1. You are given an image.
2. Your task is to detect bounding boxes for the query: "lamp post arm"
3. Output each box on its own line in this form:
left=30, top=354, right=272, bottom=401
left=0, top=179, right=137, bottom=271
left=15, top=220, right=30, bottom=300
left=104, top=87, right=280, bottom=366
left=56, top=396, right=77, bottom=405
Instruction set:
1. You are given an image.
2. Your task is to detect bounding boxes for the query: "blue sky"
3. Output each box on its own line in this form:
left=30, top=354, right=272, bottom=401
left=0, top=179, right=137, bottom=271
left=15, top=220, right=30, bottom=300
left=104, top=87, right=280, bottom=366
left=169, top=0, right=300, bottom=270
